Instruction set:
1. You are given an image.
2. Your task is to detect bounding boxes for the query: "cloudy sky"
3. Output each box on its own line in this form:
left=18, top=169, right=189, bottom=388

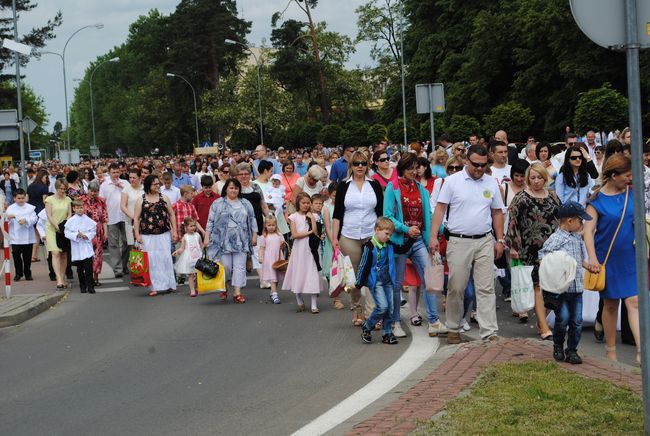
left=14, top=0, right=373, bottom=130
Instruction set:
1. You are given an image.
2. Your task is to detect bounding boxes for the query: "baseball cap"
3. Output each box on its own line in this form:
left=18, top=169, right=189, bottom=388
left=557, top=201, right=592, bottom=221
left=270, top=174, right=282, bottom=182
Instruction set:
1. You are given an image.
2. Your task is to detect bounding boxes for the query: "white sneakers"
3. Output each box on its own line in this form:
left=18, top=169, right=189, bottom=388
left=461, top=319, right=471, bottom=331
left=428, top=321, right=449, bottom=337
left=393, top=323, right=407, bottom=338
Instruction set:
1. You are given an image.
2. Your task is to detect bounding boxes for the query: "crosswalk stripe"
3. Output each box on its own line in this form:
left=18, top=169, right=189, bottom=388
left=95, top=286, right=130, bottom=293
left=100, top=278, right=124, bottom=284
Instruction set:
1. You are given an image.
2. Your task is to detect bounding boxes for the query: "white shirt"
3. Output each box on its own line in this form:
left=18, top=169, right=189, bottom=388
left=295, top=177, right=324, bottom=197
left=6, top=202, right=37, bottom=244
left=37, top=208, right=47, bottom=241
left=263, top=185, right=285, bottom=214
left=99, top=178, right=128, bottom=225
left=341, top=179, right=377, bottom=240
left=437, top=169, right=504, bottom=235
left=64, top=214, right=97, bottom=262
left=160, top=185, right=181, bottom=205
left=490, top=164, right=511, bottom=185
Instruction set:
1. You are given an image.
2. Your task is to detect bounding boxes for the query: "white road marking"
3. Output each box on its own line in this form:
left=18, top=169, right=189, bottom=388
left=291, top=323, right=438, bottom=436
left=95, top=286, right=130, bottom=293
left=99, top=278, right=124, bottom=284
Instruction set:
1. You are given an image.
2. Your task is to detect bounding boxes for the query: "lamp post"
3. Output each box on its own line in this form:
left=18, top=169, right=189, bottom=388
left=225, top=39, right=264, bottom=146
left=166, top=73, right=200, bottom=149
left=89, top=57, right=119, bottom=149
left=399, top=0, right=408, bottom=148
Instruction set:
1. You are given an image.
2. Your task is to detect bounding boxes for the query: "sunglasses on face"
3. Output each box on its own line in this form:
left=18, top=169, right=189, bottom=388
left=352, top=161, right=368, bottom=167
left=468, top=160, right=488, bottom=169
left=448, top=165, right=463, bottom=172
left=569, top=155, right=583, bottom=161
left=377, top=157, right=389, bottom=163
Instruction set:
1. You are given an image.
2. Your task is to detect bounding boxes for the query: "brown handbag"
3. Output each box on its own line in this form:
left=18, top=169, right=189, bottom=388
left=272, top=242, right=291, bottom=272
left=584, top=187, right=628, bottom=292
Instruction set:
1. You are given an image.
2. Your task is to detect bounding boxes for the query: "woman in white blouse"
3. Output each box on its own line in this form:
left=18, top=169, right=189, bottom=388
left=120, top=168, right=145, bottom=249
left=331, top=151, right=384, bottom=326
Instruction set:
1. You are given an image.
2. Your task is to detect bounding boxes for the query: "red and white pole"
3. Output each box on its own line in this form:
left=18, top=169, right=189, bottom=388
left=3, top=213, right=10, bottom=298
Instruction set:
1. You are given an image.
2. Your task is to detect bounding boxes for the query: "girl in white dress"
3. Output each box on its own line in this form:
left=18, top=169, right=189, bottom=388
left=259, top=215, right=285, bottom=304
left=173, top=217, right=203, bottom=297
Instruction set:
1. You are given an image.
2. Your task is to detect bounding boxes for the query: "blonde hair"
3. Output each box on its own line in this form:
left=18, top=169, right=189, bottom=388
left=179, top=184, right=195, bottom=195
left=263, top=214, right=281, bottom=237
left=71, top=199, right=84, bottom=208
left=375, top=216, right=395, bottom=232
left=346, top=150, right=370, bottom=178
left=54, top=178, right=68, bottom=190
left=525, top=163, right=549, bottom=188
left=445, top=156, right=464, bottom=172
left=434, top=148, right=447, bottom=164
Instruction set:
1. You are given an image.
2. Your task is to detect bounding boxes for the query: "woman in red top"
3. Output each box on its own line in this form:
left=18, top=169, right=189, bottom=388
left=371, top=150, right=398, bottom=190
left=280, top=161, right=300, bottom=202
left=416, top=156, right=436, bottom=194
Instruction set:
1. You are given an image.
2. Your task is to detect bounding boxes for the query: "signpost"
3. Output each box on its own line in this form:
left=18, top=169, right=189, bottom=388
left=415, top=83, right=445, bottom=148
left=22, top=115, right=37, bottom=153
left=571, top=0, right=650, bottom=432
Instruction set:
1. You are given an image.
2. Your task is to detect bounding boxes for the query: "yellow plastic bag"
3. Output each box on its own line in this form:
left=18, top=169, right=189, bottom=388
left=196, top=263, right=226, bottom=295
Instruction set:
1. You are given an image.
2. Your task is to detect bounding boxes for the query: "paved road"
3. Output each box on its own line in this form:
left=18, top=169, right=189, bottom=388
left=0, top=279, right=409, bottom=436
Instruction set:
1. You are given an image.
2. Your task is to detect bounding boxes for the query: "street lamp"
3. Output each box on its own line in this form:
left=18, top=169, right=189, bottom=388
left=89, top=57, right=119, bottom=149
left=225, top=39, right=264, bottom=146
left=42, top=24, right=103, bottom=152
left=399, top=1, right=408, bottom=148
left=166, top=73, right=200, bottom=149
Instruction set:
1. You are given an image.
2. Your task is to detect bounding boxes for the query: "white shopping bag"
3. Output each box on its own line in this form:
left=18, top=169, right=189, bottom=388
left=510, top=260, right=535, bottom=313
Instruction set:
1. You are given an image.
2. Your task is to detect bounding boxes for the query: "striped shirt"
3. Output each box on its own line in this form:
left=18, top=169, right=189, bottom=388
left=538, top=229, right=587, bottom=293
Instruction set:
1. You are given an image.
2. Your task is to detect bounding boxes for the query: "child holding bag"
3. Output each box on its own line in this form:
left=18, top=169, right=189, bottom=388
left=282, top=192, right=322, bottom=313
left=172, top=217, right=203, bottom=297
left=259, top=214, right=285, bottom=304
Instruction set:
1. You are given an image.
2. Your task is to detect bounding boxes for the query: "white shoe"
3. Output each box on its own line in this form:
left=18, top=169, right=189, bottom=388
left=428, top=321, right=449, bottom=337
left=393, top=323, right=407, bottom=338
left=461, top=319, right=471, bottom=331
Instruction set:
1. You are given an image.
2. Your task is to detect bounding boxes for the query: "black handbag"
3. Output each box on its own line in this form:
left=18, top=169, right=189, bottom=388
left=194, top=250, right=220, bottom=278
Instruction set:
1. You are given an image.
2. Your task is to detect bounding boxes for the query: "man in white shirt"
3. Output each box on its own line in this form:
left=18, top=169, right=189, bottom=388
left=489, top=141, right=512, bottom=184
left=6, top=188, right=37, bottom=280
left=99, top=163, right=129, bottom=278
left=430, top=145, right=505, bottom=344
left=585, top=130, right=598, bottom=161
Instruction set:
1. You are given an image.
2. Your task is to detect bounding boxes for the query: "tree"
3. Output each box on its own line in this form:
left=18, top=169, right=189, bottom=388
left=0, top=81, right=49, bottom=156
left=367, top=123, right=387, bottom=143
left=483, top=102, right=535, bottom=142
left=341, top=121, right=369, bottom=147
left=319, top=124, right=343, bottom=147
left=355, top=0, right=402, bottom=79
left=573, top=83, right=628, bottom=134
left=445, top=115, right=482, bottom=142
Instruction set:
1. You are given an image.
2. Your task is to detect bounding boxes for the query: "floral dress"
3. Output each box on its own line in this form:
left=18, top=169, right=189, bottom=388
left=505, top=190, right=560, bottom=284
left=83, top=195, right=108, bottom=274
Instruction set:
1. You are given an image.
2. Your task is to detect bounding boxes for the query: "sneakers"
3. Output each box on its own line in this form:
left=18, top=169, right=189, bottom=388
left=470, top=311, right=478, bottom=324
left=447, top=332, right=463, bottom=345
left=382, top=333, right=399, bottom=344
left=553, top=344, right=565, bottom=361
left=428, top=321, right=449, bottom=337
left=393, top=323, right=407, bottom=338
left=361, top=328, right=372, bottom=344
left=565, top=350, right=582, bottom=365
left=270, top=293, right=281, bottom=304
left=461, top=319, right=471, bottom=331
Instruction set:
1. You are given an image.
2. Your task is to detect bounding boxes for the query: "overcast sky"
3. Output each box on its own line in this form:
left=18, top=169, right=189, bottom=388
left=12, top=0, right=373, bottom=130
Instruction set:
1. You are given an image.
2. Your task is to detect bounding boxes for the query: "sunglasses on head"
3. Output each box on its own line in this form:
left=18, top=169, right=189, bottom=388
left=569, top=155, right=583, bottom=161
left=468, top=160, right=488, bottom=169
left=448, top=165, right=463, bottom=171
left=352, top=161, right=368, bottom=167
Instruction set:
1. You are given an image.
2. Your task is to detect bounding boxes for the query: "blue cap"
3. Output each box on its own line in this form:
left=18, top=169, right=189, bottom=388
left=557, top=201, right=592, bottom=221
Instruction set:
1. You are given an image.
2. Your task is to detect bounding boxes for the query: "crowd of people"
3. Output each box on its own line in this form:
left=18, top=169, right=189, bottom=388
left=0, top=127, right=645, bottom=363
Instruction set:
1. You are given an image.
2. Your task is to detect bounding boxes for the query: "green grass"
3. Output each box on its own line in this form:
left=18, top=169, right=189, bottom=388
left=414, top=361, right=643, bottom=435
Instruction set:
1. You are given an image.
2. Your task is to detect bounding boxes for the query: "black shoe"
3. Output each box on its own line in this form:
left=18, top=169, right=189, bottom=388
left=553, top=344, right=565, bottom=362
left=115, top=272, right=124, bottom=278
left=361, top=328, right=372, bottom=344
left=565, top=350, right=582, bottom=365
left=382, top=333, right=398, bottom=344
left=49, top=273, right=56, bottom=281
left=87, top=287, right=96, bottom=294
left=25, top=275, right=33, bottom=281
left=80, top=287, right=87, bottom=294
left=66, top=273, right=74, bottom=280
left=13, top=275, right=21, bottom=281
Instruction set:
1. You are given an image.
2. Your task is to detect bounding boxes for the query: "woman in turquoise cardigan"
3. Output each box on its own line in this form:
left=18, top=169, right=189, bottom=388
left=384, top=152, right=446, bottom=338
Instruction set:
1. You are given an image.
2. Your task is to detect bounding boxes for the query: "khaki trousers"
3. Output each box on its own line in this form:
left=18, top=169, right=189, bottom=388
left=446, top=235, right=498, bottom=338
left=339, top=235, right=375, bottom=315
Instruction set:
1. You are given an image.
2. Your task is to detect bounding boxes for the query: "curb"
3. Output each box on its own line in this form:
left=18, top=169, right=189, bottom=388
left=0, top=292, right=68, bottom=328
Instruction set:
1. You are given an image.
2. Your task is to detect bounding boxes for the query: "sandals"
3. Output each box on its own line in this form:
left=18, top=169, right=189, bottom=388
left=271, top=294, right=281, bottom=304
left=352, top=306, right=364, bottom=326
left=311, top=308, right=320, bottom=314
left=31, top=257, right=40, bottom=262
left=219, top=291, right=228, bottom=301
left=605, top=346, right=617, bottom=362
left=518, top=313, right=529, bottom=323
left=296, top=304, right=305, bottom=313
left=410, top=315, right=422, bottom=326
left=333, top=298, right=345, bottom=310
left=190, top=292, right=197, bottom=298
left=148, top=291, right=158, bottom=297
left=94, top=280, right=102, bottom=287
left=233, top=294, right=246, bottom=304
left=540, top=332, right=553, bottom=341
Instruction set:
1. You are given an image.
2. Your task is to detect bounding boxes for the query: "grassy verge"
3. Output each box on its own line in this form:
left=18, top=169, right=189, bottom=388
left=414, top=361, right=642, bottom=435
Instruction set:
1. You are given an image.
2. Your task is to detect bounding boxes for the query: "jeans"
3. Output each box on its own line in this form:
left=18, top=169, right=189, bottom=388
left=463, top=273, right=477, bottom=317
left=553, top=293, right=583, bottom=352
left=394, top=237, right=439, bottom=324
left=498, top=268, right=511, bottom=298
left=364, top=278, right=394, bottom=335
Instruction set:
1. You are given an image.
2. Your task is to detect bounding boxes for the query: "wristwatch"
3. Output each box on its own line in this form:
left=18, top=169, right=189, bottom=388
left=496, top=239, right=506, bottom=245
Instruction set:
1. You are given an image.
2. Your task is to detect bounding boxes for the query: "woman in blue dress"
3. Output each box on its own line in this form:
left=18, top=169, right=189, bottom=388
left=583, top=154, right=639, bottom=364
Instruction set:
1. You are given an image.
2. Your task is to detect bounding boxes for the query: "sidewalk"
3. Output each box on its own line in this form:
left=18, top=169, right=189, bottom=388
left=344, top=338, right=641, bottom=435
left=0, top=244, right=115, bottom=327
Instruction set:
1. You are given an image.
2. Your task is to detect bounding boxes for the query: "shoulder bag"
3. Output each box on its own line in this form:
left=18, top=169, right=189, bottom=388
left=584, top=187, right=628, bottom=292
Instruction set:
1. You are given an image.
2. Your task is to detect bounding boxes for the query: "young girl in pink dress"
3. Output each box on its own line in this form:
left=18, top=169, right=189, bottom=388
left=172, top=217, right=203, bottom=297
left=259, top=214, right=285, bottom=304
left=282, top=192, right=322, bottom=313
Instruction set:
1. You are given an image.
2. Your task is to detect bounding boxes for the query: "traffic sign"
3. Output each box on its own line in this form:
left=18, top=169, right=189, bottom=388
left=28, top=151, right=41, bottom=159
left=570, top=0, right=650, bottom=49
left=22, top=116, right=37, bottom=134
left=415, top=83, right=445, bottom=114
left=0, top=109, right=18, bottom=141
left=202, top=140, right=211, bottom=147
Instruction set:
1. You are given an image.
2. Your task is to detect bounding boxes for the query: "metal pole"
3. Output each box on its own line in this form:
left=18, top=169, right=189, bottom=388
left=428, top=85, right=435, bottom=147
left=11, top=0, right=26, bottom=190
left=624, top=0, right=650, bottom=433
left=399, top=0, right=407, bottom=148
left=256, top=62, right=264, bottom=145
left=26, top=128, right=31, bottom=153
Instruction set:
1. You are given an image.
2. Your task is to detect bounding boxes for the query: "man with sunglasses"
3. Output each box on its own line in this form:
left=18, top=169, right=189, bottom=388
left=551, top=132, right=579, bottom=171
left=429, top=145, right=505, bottom=344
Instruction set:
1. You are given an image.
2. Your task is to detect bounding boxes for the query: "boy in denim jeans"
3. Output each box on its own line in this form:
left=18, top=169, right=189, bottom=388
left=538, top=201, right=598, bottom=364
left=357, top=217, right=398, bottom=345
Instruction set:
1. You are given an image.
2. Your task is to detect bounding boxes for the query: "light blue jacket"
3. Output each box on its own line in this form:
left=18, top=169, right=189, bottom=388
left=383, top=180, right=432, bottom=247
left=555, top=173, right=594, bottom=207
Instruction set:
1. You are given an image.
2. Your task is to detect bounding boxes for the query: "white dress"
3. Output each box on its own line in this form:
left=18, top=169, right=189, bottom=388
left=175, top=233, right=203, bottom=274
left=123, top=183, right=144, bottom=245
